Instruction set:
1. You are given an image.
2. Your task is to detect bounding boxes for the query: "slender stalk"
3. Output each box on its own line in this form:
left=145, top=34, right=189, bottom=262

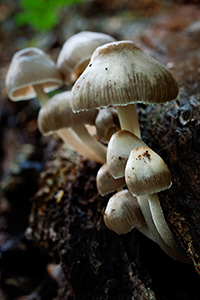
left=117, top=104, right=141, bottom=138
left=73, top=125, right=107, bottom=164
left=147, top=193, right=184, bottom=254
left=33, top=84, right=49, bottom=106
left=58, top=128, right=105, bottom=163
left=137, top=195, right=189, bottom=263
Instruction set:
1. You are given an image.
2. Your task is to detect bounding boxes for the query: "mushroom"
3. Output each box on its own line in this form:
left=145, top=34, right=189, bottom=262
left=95, top=107, right=120, bottom=144
left=106, top=130, right=147, bottom=179
left=57, top=31, right=116, bottom=84
left=71, top=41, right=179, bottom=138
left=104, top=189, right=189, bottom=262
left=5, top=47, right=63, bottom=106
left=125, top=146, right=186, bottom=257
left=38, top=91, right=107, bottom=164
left=96, top=163, right=125, bottom=196
left=103, top=189, right=146, bottom=235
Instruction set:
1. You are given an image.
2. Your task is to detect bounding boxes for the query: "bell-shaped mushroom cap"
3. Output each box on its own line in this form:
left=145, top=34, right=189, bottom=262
left=107, top=130, right=147, bottom=179
left=57, top=31, right=116, bottom=84
left=104, top=189, right=146, bottom=235
left=71, top=40, right=179, bottom=112
left=95, top=107, right=120, bottom=143
left=5, top=47, right=63, bottom=101
left=125, top=146, right=172, bottom=196
left=38, top=91, right=98, bottom=135
left=96, top=163, right=125, bottom=196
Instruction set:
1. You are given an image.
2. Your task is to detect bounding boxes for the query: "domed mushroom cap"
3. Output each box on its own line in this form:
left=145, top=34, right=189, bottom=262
left=107, top=130, right=147, bottom=179
left=57, top=31, right=116, bottom=84
left=104, top=189, right=145, bottom=235
left=96, top=163, right=125, bottom=196
left=38, top=91, right=98, bottom=135
left=95, top=107, right=120, bottom=143
left=71, top=40, right=179, bottom=112
left=125, top=146, right=172, bottom=196
left=6, top=47, right=63, bottom=101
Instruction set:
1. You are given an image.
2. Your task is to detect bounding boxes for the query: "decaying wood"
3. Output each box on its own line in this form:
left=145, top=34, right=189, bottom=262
left=25, top=84, right=200, bottom=299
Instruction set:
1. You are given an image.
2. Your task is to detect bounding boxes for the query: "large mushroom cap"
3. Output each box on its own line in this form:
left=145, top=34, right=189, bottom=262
left=57, top=31, right=116, bottom=84
left=6, top=47, right=63, bottom=101
left=71, top=40, right=179, bottom=112
left=38, top=91, right=98, bottom=135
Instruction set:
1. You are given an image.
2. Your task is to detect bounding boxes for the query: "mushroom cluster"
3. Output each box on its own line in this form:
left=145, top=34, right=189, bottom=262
left=5, top=31, right=188, bottom=263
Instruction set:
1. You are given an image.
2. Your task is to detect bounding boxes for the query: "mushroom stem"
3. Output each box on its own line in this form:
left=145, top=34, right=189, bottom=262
left=73, top=125, right=107, bottom=164
left=33, top=84, right=49, bottom=106
left=147, top=193, right=183, bottom=254
left=117, top=104, right=141, bottom=138
left=57, top=128, right=106, bottom=163
left=137, top=195, right=189, bottom=263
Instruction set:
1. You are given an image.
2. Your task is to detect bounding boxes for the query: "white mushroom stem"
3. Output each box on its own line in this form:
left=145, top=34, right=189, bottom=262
left=33, top=84, right=49, bottom=106
left=147, top=193, right=183, bottom=253
left=33, top=84, right=106, bottom=163
left=137, top=195, right=189, bottom=263
left=117, top=104, right=141, bottom=138
left=58, top=128, right=106, bottom=163
left=73, top=125, right=107, bottom=164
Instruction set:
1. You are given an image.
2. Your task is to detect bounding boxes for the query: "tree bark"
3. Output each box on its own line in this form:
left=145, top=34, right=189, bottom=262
left=26, top=84, right=200, bottom=299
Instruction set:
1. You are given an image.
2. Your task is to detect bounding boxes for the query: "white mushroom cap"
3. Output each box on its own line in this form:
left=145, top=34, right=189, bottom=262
left=5, top=47, right=63, bottom=101
left=95, top=107, right=120, bottom=143
left=57, top=31, right=116, bottom=84
left=96, top=163, right=125, bottom=196
left=107, top=130, right=147, bottom=179
left=38, top=91, right=97, bottom=135
left=104, top=189, right=145, bottom=235
left=71, top=40, right=179, bottom=112
left=125, top=146, right=172, bottom=196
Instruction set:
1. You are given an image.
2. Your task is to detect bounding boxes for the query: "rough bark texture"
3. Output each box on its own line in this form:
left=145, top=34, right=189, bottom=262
left=24, top=88, right=200, bottom=299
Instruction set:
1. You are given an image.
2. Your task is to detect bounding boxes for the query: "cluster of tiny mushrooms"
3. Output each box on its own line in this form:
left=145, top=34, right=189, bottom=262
left=6, top=31, right=189, bottom=263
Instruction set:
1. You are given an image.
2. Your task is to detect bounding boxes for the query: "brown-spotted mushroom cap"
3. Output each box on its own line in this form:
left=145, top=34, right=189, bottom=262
left=107, top=130, right=147, bottom=179
left=71, top=40, right=179, bottom=136
left=125, top=146, right=171, bottom=196
left=38, top=91, right=106, bottom=164
left=103, top=189, right=146, bottom=235
left=6, top=47, right=63, bottom=102
left=57, top=31, right=116, bottom=84
left=125, top=149, right=189, bottom=263
left=96, top=163, right=125, bottom=196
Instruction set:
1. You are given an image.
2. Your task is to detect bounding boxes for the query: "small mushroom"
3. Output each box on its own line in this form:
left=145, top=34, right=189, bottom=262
left=38, top=91, right=107, bottom=163
left=57, top=31, right=116, bottom=84
left=96, top=163, right=125, bottom=196
left=125, top=146, right=171, bottom=196
left=125, top=146, right=187, bottom=259
left=106, top=130, right=146, bottom=179
left=103, top=189, right=146, bottom=235
left=95, top=107, right=120, bottom=144
left=71, top=41, right=179, bottom=138
left=5, top=47, right=63, bottom=106
left=104, top=189, right=189, bottom=262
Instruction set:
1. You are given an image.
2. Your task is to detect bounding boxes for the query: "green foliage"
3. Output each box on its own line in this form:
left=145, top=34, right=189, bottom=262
left=15, top=0, right=85, bottom=31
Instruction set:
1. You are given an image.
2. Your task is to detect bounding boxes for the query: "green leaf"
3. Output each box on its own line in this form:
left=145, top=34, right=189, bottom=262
left=15, top=0, right=85, bottom=31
